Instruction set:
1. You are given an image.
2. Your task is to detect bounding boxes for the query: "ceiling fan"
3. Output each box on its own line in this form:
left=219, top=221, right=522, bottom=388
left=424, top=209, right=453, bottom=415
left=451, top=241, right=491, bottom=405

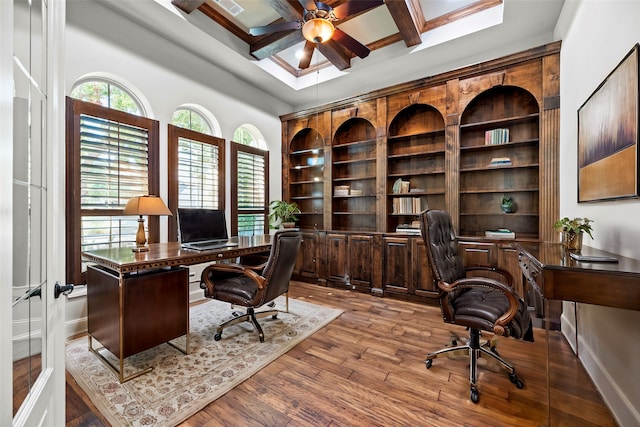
left=249, top=0, right=384, bottom=69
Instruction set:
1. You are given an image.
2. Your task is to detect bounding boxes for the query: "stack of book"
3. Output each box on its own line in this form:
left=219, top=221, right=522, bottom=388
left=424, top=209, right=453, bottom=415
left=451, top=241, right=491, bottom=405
left=334, top=185, right=349, bottom=196
left=489, top=157, right=512, bottom=167
left=484, top=229, right=515, bottom=239
left=396, top=222, right=422, bottom=234
left=485, top=128, right=510, bottom=145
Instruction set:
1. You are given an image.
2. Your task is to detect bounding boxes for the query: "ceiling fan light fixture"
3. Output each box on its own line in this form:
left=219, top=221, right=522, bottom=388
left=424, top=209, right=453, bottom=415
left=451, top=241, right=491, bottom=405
left=302, top=18, right=335, bottom=43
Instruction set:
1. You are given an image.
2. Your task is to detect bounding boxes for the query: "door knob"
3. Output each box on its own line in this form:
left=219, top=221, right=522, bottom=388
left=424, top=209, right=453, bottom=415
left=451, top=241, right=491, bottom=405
left=54, top=282, right=74, bottom=298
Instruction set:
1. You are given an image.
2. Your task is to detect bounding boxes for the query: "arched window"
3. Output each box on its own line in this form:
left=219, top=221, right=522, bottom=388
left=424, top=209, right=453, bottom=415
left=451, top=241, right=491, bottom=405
left=70, top=79, right=145, bottom=116
left=66, top=79, right=158, bottom=284
left=171, top=107, right=213, bottom=135
left=231, top=125, right=269, bottom=236
left=233, top=124, right=267, bottom=149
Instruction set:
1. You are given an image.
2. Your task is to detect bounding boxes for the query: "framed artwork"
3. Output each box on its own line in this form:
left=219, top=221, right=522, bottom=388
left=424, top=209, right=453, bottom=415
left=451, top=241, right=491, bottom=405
left=578, top=43, right=640, bottom=202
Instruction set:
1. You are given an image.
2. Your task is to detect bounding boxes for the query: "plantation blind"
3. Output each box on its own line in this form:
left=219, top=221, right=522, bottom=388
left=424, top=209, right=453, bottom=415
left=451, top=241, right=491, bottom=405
left=66, top=97, right=160, bottom=285
left=231, top=142, right=268, bottom=236
left=177, top=136, right=219, bottom=208
left=167, top=125, right=225, bottom=241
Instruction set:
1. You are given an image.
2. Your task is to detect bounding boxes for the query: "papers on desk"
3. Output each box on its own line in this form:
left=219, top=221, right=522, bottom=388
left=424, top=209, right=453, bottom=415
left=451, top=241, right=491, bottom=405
left=569, top=252, right=619, bottom=263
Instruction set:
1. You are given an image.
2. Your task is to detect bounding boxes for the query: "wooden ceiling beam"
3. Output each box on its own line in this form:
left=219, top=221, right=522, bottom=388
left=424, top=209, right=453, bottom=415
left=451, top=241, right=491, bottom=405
left=250, top=30, right=305, bottom=60
left=171, top=0, right=206, bottom=14
left=264, top=0, right=303, bottom=22
left=385, top=0, right=424, bottom=47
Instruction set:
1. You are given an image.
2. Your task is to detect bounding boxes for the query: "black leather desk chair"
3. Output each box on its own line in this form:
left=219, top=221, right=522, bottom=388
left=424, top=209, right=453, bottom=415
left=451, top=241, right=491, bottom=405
left=420, top=210, right=534, bottom=403
left=200, top=230, right=302, bottom=342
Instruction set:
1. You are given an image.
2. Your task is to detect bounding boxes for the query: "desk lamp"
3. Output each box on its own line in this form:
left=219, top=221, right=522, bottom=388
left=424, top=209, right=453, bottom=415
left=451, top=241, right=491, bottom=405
left=123, top=195, right=172, bottom=252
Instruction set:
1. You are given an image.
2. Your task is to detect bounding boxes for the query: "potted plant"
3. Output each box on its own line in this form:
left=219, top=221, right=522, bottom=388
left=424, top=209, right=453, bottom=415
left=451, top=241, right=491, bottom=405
left=501, top=194, right=515, bottom=213
left=268, top=200, right=301, bottom=229
left=553, top=217, right=594, bottom=251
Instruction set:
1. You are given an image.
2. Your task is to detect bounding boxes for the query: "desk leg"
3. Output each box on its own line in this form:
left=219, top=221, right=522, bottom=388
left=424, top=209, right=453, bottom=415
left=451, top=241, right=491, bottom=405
left=88, top=335, right=153, bottom=383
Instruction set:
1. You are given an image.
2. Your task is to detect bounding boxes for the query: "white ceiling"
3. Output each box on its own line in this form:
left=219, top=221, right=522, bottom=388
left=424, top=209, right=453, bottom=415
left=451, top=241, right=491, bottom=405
left=100, top=0, right=565, bottom=112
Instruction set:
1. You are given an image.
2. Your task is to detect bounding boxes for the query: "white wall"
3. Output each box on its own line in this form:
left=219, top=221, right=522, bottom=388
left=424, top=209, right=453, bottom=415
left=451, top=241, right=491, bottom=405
left=556, top=1, right=640, bottom=425
left=64, top=1, right=292, bottom=335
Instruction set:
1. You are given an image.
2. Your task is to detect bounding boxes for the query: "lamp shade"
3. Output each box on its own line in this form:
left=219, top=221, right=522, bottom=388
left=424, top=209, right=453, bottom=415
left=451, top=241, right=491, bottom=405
left=123, top=195, right=173, bottom=217
left=302, top=18, right=335, bottom=43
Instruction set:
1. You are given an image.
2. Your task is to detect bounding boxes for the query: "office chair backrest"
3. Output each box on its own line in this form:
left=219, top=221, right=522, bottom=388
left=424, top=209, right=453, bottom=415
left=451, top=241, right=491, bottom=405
left=420, top=210, right=466, bottom=284
left=259, top=230, right=302, bottom=304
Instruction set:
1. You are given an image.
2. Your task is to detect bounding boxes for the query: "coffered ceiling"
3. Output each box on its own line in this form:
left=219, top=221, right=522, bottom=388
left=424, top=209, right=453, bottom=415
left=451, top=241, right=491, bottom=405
left=100, top=0, right=565, bottom=111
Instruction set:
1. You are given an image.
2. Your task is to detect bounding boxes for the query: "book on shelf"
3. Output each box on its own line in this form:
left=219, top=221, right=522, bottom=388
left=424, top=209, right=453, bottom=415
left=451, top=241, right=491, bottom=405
left=484, top=228, right=515, bottom=239
left=489, top=156, right=512, bottom=166
left=484, top=128, right=510, bottom=145
left=392, top=197, right=428, bottom=214
left=392, top=178, right=411, bottom=194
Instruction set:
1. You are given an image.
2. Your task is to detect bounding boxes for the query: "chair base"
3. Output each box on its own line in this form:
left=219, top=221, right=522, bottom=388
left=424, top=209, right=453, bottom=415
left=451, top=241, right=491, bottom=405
left=214, top=296, right=288, bottom=343
left=425, top=328, right=524, bottom=403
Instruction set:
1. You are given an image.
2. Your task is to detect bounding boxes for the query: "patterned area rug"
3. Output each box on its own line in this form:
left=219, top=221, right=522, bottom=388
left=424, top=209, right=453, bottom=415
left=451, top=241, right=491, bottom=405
left=66, top=297, right=343, bottom=427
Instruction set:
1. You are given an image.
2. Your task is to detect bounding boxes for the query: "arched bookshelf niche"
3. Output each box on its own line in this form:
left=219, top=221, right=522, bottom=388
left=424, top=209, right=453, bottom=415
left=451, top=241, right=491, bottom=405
left=331, top=117, right=377, bottom=232
left=387, top=104, right=446, bottom=232
left=459, top=85, right=541, bottom=238
left=289, top=127, right=325, bottom=230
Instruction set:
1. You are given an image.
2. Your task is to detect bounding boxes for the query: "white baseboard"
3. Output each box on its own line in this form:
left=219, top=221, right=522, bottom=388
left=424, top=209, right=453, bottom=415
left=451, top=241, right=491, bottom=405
left=66, top=317, right=87, bottom=340
left=577, top=333, right=640, bottom=427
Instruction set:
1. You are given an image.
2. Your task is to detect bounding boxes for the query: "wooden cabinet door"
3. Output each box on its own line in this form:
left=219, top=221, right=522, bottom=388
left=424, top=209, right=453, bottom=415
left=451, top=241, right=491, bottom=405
left=294, top=231, right=318, bottom=281
left=325, top=233, right=348, bottom=285
left=411, top=238, right=438, bottom=297
left=497, top=242, right=524, bottom=297
left=383, top=236, right=411, bottom=294
left=458, top=240, right=496, bottom=267
left=348, top=234, right=374, bottom=290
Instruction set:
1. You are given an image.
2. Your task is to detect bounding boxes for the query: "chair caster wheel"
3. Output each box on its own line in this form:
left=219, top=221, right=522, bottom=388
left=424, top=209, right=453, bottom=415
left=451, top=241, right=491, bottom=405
left=214, top=332, right=222, bottom=341
left=470, top=387, right=479, bottom=403
left=509, top=373, right=524, bottom=389
left=425, top=359, right=433, bottom=369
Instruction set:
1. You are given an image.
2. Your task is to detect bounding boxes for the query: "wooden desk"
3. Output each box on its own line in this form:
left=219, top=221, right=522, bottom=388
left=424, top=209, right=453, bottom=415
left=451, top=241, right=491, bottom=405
left=83, top=235, right=272, bottom=382
left=517, top=242, right=640, bottom=311
left=518, top=242, right=640, bottom=425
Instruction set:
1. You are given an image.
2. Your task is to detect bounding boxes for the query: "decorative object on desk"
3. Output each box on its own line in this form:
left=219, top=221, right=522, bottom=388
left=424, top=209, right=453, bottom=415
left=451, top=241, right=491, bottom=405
left=554, top=217, right=594, bottom=251
left=66, top=296, right=343, bottom=427
left=501, top=194, right=515, bottom=213
left=578, top=44, right=640, bottom=202
left=268, top=200, right=301, bottom=229
left=123, top=195, right=172, bottom=252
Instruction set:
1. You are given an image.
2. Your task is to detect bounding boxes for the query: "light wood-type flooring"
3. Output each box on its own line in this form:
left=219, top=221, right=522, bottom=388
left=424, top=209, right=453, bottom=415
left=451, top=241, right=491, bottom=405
left=65, top=281, right=618, bottom=426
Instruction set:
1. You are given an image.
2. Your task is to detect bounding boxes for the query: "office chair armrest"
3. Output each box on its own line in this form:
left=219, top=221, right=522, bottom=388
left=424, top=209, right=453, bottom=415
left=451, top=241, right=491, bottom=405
left=445, top=276, right=521, bottom=336
left=465, top=266, right=514, bottom=286
left=201, top=263, right=267, bottom=295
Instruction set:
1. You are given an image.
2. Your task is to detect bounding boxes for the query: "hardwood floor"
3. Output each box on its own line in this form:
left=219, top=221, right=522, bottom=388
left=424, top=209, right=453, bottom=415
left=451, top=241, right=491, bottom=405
left=65, top=281, right=618, bottom=426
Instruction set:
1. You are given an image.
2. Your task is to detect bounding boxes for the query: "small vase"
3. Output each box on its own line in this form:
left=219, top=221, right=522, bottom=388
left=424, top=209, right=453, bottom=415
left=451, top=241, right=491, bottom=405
left=562, top=231, right=583, bottom=251
left=501, top=204, right=514, bottom=213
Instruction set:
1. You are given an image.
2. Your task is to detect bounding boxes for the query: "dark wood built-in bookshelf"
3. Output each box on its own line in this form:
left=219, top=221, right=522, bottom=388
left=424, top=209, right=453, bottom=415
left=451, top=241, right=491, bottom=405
left=281, top=42, right=561, bottom=302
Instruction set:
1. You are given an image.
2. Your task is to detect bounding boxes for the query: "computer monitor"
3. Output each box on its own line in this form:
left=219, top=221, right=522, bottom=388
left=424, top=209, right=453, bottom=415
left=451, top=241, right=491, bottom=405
left=176, top=208, right=228, bottom=245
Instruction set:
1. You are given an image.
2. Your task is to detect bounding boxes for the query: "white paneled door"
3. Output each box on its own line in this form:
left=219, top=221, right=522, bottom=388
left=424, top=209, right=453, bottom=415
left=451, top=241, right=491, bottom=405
left=1, top=0, right=66, bottom=426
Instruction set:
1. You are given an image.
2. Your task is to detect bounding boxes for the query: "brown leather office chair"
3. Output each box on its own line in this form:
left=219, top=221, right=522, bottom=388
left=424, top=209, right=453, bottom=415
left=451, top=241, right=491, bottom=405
left=420, top=210, right=533, bottom=403
left=200, top=230, right=302, bottom=342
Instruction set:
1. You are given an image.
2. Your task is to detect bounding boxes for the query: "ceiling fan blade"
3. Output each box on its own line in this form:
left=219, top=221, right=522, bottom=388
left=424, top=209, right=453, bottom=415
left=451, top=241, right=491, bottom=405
left=249, top=21, right=300, bottom=36
left=333, top=0, right=384, bottom=20
left=298, top=41, right=316, bottom=69
left=298, top=0, right=316, bottom=12
left=333, top=28, right=370, bottom=59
